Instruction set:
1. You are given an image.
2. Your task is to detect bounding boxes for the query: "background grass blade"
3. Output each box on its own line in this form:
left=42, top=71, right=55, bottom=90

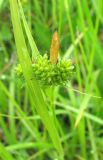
left=0, top=143, right=14, bottom=160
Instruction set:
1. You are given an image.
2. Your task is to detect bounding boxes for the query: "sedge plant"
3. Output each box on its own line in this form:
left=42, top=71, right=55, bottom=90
left=9, top=0, right=74, bottom=159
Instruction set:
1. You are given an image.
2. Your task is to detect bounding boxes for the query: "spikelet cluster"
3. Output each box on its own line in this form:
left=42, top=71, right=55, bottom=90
left=15, top=54, right=74, bottom=86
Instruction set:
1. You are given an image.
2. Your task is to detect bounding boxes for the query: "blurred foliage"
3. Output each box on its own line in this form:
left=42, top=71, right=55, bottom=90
left=0, top=0, right=103, bottom=159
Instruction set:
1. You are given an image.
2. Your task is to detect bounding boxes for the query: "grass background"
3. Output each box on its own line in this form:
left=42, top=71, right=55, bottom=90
left=0, top=0, right=103, bottom=159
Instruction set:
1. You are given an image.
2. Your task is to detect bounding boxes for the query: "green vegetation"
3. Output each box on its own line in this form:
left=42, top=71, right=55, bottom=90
left=15, top=54, right=74, bottom=86
left=0, top=0, right=103, bottom=159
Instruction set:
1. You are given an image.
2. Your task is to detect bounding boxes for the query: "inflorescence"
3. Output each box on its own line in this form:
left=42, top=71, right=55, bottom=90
left=15, top=54, right=74, bottom=86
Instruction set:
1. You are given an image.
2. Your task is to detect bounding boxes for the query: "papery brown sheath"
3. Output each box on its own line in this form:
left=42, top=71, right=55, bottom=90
left=50, top=31, right=60, bottom=64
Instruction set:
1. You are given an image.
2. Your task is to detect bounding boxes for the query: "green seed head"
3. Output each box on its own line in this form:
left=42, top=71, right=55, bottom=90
left=15, top=54, right=74, bottom=86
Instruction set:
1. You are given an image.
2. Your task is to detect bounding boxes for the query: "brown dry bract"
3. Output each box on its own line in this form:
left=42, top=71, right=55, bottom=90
left=50, top=31, right=60, bottom=64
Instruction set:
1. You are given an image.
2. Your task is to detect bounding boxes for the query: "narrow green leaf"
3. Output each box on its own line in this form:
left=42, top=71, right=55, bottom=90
left=18, top=0, right=39, bottom=59
left=0, top=143, right=14, bottom=160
